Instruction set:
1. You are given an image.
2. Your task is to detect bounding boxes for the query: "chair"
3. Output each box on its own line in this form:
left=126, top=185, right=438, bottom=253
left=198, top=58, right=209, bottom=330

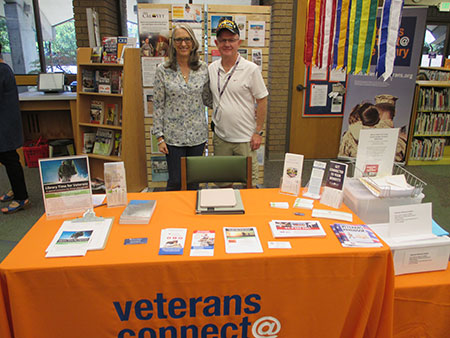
left=180, top=156, right=252, bottom=190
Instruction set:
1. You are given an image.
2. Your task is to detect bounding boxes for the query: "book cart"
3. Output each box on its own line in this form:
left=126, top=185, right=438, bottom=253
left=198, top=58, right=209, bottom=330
left=75, top=47, right=147, bottom=192
left=406, top=67, right=450, bottom=165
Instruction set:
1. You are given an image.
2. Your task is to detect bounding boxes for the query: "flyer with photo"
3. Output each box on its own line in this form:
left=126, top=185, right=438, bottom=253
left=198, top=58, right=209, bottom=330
left=223, top=227, right=263, bottom=254
left=270, top=220, right=326, bottom=238
left=38, top=156, right=93, bottom=218
left=190, top=230, right=215, bottom=256
left=159, top=228, right=187, bottom=255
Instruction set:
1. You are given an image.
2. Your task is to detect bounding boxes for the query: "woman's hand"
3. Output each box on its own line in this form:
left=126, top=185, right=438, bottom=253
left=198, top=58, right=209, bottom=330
left=158, top=141, right=168, bottom=154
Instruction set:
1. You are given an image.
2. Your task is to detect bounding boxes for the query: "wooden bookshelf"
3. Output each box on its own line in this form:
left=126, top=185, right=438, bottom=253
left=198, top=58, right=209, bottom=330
left=75, top=47, right=147, bottom=191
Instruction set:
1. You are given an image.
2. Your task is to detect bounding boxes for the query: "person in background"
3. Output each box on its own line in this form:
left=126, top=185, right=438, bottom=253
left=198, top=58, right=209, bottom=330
left=208, top=19, right=268, bottom=186
left=152, top=24, right=211, bottom=191
left=0, top=43, right=30, bottom=213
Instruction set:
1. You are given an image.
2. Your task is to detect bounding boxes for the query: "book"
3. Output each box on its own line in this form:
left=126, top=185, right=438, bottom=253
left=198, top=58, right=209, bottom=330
left=196, top=189, right=244, bottom=214
left=92, top=128, right=114, bottom=156
left=90, top=100, right=104, bottom=124
left=112, top=131, right=122, bottom=156
left=82, top=69, right=95, bottom=92
left=82, top=132, right=96, bottom=153
left=111, top=70, right=122, bottom=94
left=269, top=220, right=326, bottom=238
left=120, top=200, right=157, bottom=224
left=117, top=37, right=137, bottom=64
left=96, top=70, right=111, bottom=93
left=91, top=46, right=102, bottom=63
left=105, top=103, right=119, bottom=125
left=102, top=37, right=118, bottom=63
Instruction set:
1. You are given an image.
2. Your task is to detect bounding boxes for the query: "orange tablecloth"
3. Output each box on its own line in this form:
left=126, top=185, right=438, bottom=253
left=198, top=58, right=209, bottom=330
left=394, top=268, right=450, bottom=337
left=0, top=189, right=394, bottom=338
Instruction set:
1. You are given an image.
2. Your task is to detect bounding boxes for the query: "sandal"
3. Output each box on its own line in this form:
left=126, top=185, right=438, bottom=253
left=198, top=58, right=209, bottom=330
left=0, top=191, right=14, bottom=203
left=1, top=199, right=30, bottom=214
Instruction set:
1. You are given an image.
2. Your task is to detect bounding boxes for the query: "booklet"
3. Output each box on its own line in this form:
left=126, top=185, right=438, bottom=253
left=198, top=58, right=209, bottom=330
left=159, top=228, right=187, bottom=255
left=223, top=227, right=263, bottom=254
left=190, top=230, right=215, bottom=256
left=280, top=153, right=304, bottom=196
left=331, top=223, right=383, bottom=248
left=269, top=220, right=326, bottom=238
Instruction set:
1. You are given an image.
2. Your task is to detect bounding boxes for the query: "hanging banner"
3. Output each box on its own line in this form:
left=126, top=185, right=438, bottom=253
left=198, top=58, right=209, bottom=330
left=338, top=7, right=427, bottom=163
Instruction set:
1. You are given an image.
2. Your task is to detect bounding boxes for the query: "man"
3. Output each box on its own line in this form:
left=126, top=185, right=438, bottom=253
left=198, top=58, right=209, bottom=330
left=209, top=19, right=268, bottom=186
left=0, top=43, right=30, bottom=213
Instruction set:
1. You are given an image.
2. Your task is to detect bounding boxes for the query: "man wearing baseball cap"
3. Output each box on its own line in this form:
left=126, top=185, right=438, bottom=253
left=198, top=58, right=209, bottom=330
left=209, top=18, right=268, bottom=186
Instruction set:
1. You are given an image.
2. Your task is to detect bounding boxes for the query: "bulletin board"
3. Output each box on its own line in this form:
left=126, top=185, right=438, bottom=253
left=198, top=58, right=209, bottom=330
left=303, top=66, right=347, bottom=117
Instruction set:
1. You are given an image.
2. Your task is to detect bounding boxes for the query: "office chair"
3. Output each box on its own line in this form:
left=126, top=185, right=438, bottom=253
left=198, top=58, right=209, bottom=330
left=180, top=156, right=252, bottom=190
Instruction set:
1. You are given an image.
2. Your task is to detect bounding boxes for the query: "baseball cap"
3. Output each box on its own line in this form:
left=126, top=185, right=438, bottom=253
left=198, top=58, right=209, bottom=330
left=216, top=19, right=240, bottom=37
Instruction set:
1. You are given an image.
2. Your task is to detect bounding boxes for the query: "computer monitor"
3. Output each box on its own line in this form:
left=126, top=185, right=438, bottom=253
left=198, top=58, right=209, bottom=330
left=38, top=73, right=65, bottom=93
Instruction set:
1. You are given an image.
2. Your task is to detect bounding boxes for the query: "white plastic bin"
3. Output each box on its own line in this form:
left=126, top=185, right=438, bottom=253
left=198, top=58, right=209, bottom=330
left=343, top=178, right=425, bottom=224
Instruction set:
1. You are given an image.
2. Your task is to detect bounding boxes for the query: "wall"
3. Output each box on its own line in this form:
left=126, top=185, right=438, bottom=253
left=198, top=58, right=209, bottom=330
left=261, top=0, right=296, bottom=160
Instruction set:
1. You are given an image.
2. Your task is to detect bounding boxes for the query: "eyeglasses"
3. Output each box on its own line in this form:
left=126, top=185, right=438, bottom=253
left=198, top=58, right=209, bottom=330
left=217, top=38, right=239, bottom=44
left=174, top=37, right=193, bottom=44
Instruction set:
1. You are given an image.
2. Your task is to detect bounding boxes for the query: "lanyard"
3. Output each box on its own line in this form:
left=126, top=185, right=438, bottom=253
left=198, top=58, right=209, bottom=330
left=217, top=56, right=240, bottom=99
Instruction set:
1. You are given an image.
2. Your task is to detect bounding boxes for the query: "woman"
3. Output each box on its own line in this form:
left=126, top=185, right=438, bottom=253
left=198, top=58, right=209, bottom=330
left=152, top=24, right=211, bottom=191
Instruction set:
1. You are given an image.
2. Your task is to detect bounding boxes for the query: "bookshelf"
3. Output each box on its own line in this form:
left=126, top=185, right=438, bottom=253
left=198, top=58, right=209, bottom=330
left=406, top=80, right=450, bottom=165
left=75, top=47, right=147, bottom=192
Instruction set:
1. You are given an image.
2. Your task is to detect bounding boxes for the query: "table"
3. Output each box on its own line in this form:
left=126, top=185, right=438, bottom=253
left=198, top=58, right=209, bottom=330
left=394, top=268, right=450, bottom=337
left=0, top=189, right=394, bottom=338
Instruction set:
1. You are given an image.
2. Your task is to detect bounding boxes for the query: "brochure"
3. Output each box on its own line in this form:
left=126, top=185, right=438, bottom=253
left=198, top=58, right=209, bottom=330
left=38, top=156, right=93, bottom=218
left=223, top=227, right=263, bottom=254
left=269, top=220, right=326, bottom=238
left=104, top=162, right=127, bottom=207
left=159, top=228, right=187, bottom=255
left=280, top=153, right=304, bottom=196
left=190, top=230, right=215, bottom=257
left=331, top=223, right=383, bottom=248
left=320, top=161, right=348, bottom=209
left=303, top=160, right=327, bottom=199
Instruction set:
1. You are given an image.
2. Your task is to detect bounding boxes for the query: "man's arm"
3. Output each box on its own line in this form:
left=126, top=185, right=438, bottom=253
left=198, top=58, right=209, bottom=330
left=250, top=96, right=268, bottom=151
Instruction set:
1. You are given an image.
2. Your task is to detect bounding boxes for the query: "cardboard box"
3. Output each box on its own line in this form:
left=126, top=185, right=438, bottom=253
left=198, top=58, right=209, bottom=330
left=371, top=223, right=450, bottom=275
left=343, top=178, right=424, bottom=224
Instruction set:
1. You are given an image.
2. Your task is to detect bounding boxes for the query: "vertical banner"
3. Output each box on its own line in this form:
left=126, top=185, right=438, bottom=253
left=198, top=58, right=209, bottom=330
left=338, top=7, right=427, bottom=162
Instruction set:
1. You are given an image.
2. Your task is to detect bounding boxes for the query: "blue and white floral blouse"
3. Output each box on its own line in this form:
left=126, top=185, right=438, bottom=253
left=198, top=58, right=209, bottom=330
left=152, top=61, right=211, bottom=147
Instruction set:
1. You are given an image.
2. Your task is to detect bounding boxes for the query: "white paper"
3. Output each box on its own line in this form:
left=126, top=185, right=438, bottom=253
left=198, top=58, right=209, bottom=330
left=141, top=57, right=164, bottom=87
left=270, top=202, right=289, bottom=209
left=354, top=128, right=399, bottom=178
left=268, top=241, right=292, bottom=249
left=92, top=194, right=106, bottom=206
left=247, top=21, right=265, bottom=47
left=330, top=95, right=343, bottom=113
left=223, top=227, right=263, bottom=254
left=303, top=160, right=326, bottom=199
left=190, top=230, right=215, bottom=257
left=235, top=15, right=246, bottom=41
left=143, top=88, right=154, bottom=117
left=329, top=68, right=346, bottom=82
left=293, top=198, right=314, bottom=209
left=138, top=8, right=169, bottom=34
left=46, top=228, right=93, bottom=258
left=312, top=208, right=353, bottom=222
left=389, top=203, right=432, bottom=238
left=310, top=84, right=328, bottom=107
left=280, top=153, right=304, bottom=196
left=310, top=66, right=327, bottom=81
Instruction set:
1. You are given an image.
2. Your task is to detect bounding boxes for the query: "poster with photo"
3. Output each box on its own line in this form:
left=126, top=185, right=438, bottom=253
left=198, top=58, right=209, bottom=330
left=38, top=156, right=93, bottom=218
left=248, top=21, right=265, bottom=47
left=138, top=8, right=169, bottom=57
left=211, top=15, right=232, bottom=45
left=238, top=48, right=248, bottom=60
left=235, top=15, right=246, bottom=41
left=172, top=4, right=203, bottom=43
left=252, top=49, right=263, bottom=72
left=143, top=88, right=154, bottom=117
left=338, top=7, right=427, bottom=163
left=141, top=57, right=164, bottom=87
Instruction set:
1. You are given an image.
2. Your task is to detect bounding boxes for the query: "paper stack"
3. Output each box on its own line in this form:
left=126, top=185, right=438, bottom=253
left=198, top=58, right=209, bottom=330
left=119, top=200, right=157, bottom=224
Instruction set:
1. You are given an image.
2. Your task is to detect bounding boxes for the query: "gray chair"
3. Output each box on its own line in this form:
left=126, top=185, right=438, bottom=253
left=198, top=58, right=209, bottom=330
left=180, top=156, right=252, bottom=190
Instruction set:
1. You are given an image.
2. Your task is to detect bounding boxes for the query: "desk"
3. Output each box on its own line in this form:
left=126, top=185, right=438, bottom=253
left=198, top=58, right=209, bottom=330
left=394, top=268, right=450, bottom=337
left=0, top=189, right=394, bottom=338
left=19, top=91, right=77, bottom=141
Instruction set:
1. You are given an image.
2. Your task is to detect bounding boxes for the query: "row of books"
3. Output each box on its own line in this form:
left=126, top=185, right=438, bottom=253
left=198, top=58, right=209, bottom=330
left=420, top=69, right=450, bottom=81
left=82, top=69, right=123, bottom=94
left=410, top=137, right=447, bottom=160
left=414, top=112, right=450, bottom=135
left=91, top=36, right=137, bottom=64
left=90, top=100, right=121, bottom=126
left=83, top=129, right=122, bottom=157
left=417, top=87, right=450, bottom=112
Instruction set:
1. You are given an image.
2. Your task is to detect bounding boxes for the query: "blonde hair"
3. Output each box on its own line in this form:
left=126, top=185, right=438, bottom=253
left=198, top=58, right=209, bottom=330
left=165, top=24, right=201, bottom=71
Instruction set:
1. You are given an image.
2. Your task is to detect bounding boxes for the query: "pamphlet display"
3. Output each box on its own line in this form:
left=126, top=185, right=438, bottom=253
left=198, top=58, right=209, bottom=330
left=320, top=161, right=348, bottom=209
left=159, top=228, right=187, bottom=255
left=303, top=160, right=327, bottom=199
left=280, top=153, right=304, bottom=196
left=38, top=156, right=93, bottom=218
left=104, top=162, right=127, bottom=207
left=223, top=227, right=263, bottom=254
left=354, top=128, right=399, bottom=178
